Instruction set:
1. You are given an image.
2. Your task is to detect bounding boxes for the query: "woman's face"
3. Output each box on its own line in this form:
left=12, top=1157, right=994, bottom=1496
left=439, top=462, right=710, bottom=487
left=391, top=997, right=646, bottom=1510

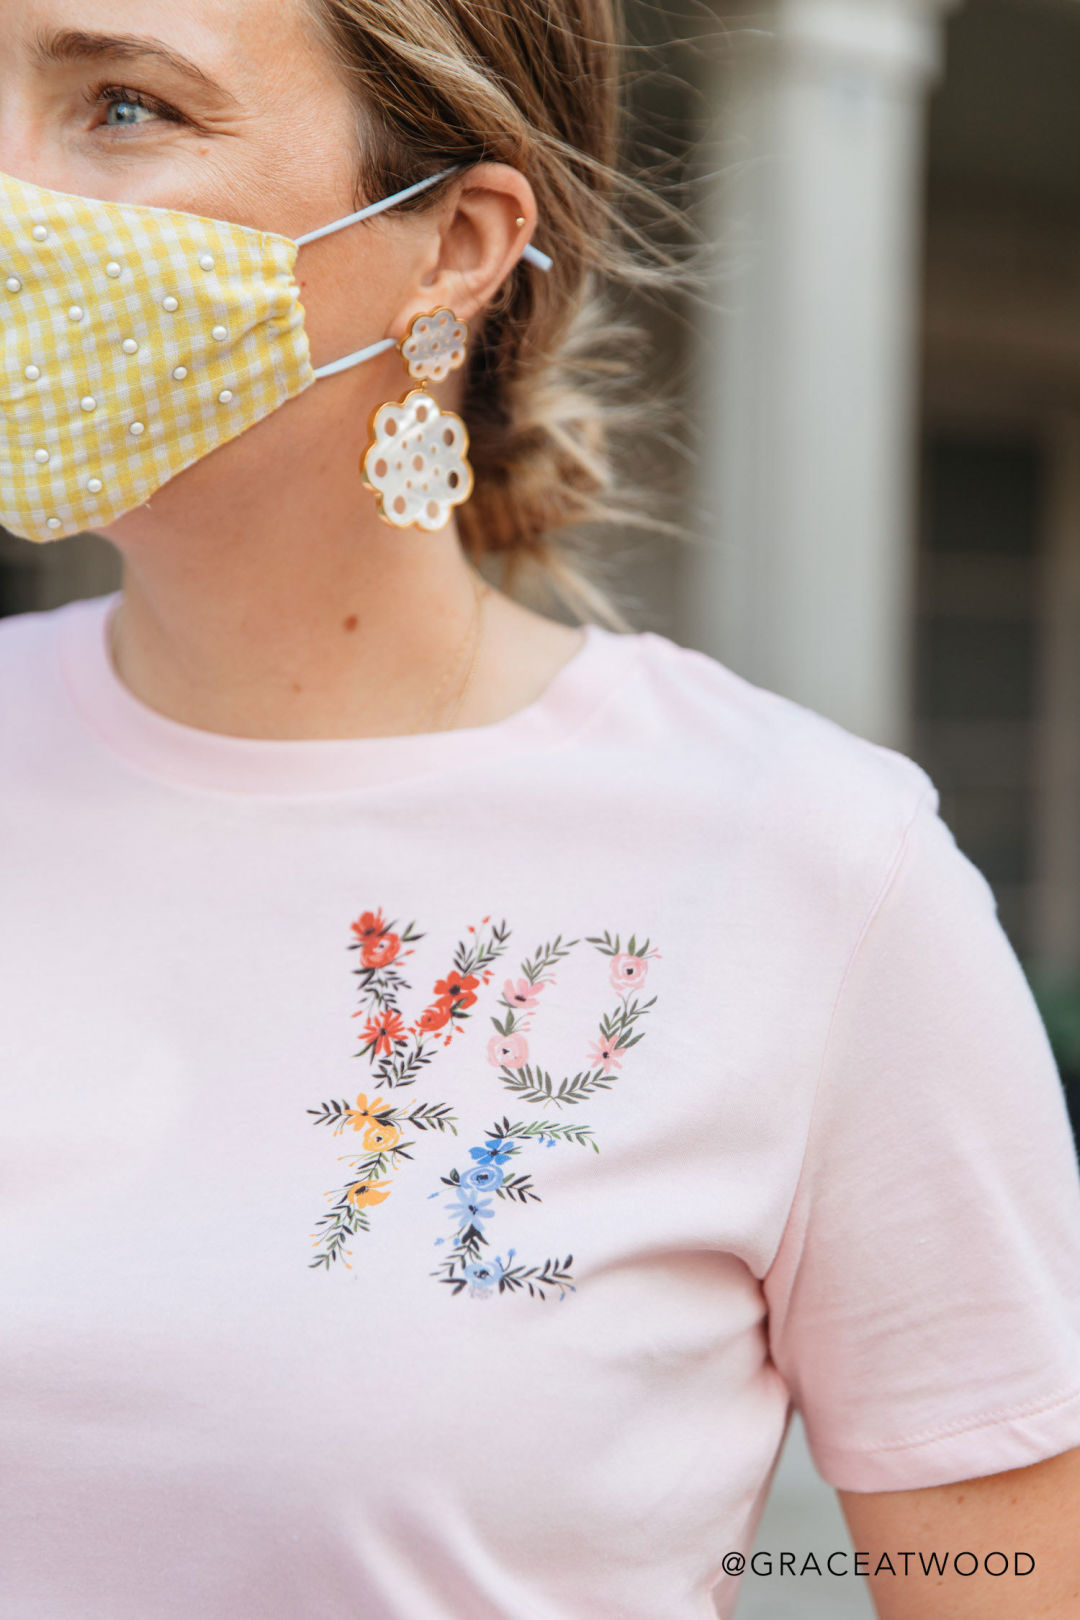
left=0, top=0, right=442, bottom=544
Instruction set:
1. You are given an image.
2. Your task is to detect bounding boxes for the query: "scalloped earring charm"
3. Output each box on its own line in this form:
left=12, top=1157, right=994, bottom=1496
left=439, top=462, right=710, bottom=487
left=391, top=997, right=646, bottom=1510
left=360, top=307, right=474, bottom=532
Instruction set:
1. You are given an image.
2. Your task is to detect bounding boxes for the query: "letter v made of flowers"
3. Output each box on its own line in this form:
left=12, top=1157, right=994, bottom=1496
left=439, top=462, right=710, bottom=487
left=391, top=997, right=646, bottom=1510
left=306, top=906, right=512, bottom=1271
left=428, top=929, right=660, bottom=1302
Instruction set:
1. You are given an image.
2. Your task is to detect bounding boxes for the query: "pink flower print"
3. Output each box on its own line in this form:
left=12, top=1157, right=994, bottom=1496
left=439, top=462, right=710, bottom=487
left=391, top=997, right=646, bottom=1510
left=587, top=1037, right=623, bottom=1071
left=503, top=976, right=545, bottom=1013
left=488, top=1031, right=529, bottom=1069
left=610, top=953, right=649, bottom=993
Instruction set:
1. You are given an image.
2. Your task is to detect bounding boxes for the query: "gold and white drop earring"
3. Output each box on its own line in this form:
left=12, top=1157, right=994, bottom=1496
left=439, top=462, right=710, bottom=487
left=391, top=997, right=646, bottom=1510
left=359, top=307, right=474, bottom=532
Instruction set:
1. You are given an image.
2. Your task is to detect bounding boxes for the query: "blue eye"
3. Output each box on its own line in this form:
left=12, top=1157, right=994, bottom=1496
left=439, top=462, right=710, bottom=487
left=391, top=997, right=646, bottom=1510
left=87, top=84, right=182, bottom=130
left=104, top=98, right=155, bottom=127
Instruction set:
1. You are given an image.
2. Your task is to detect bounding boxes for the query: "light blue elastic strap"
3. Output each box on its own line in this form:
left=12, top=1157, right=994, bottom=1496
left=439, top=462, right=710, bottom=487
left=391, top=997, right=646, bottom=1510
left=300, top=163, right=553, bottom=380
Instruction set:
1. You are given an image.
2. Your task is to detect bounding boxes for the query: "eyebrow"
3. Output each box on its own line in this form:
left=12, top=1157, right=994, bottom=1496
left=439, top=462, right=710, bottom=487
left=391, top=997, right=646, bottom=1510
left=30, top=27, right=238, bottom=104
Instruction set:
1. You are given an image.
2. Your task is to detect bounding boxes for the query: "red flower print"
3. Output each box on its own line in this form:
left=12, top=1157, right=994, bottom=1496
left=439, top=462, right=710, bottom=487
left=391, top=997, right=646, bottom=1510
left=351, top=907, right=400, bottom=963
left=432, top=970, right=480, bottom=1010
left=417, top=1000, right=453, bottom=1033
left=358, top=1006, right=406, bottom=1056
left=363, top=932, right=400, bottom=969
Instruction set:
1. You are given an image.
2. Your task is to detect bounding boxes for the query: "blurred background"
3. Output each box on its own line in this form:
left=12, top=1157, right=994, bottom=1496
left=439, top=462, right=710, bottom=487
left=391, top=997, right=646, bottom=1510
left=2, top=3, right=1078, bottom=1612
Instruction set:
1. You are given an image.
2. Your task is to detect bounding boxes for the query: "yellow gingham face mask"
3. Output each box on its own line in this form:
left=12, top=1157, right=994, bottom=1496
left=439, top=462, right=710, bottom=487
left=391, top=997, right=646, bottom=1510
left=0, top=163, right=552, bottom=544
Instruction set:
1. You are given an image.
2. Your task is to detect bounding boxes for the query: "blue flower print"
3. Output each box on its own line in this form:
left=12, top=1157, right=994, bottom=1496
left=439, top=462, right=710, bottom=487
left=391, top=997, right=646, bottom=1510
left=464, top=1254, right=507, bottom=1291
left=448, top=1188, right=493, bottom=1227
left=460, top=1162, right=505, bottom=1192
left=470, top=1137, right=514, bottom=1167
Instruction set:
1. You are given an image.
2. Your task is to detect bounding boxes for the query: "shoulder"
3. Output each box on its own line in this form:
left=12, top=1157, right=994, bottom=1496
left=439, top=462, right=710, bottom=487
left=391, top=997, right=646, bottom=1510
left=600, top=625, right=940, bottom=901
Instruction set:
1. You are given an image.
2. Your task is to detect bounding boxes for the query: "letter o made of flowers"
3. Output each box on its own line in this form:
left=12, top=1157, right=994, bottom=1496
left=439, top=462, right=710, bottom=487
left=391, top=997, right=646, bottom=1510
left=361, top=389, right=474, bottom=531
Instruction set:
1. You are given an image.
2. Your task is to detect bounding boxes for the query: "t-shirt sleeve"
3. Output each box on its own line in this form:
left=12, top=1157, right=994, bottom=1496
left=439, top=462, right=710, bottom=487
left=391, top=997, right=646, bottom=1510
left=763, top=779, right=1080, bottom=1492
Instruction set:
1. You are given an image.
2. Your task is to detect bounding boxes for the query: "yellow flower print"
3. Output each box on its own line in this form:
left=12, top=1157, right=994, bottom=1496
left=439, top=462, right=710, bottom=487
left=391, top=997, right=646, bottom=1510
left=362, top=1120, right=400, bottom=1151
left=346, top=1179, right=392, bottom=1209
left=345, top=1092, right=401, bottom=1152
left=348, top=1092, right=386, bottom=1130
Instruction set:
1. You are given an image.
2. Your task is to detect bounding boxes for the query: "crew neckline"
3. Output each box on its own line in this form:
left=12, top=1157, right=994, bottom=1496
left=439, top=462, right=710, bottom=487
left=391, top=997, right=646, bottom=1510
left=54, top=590, right=642, bottom=796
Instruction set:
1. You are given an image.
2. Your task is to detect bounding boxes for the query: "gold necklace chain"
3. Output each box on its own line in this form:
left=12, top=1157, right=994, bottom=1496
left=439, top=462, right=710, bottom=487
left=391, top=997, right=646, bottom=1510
left=106, top=569, right=490, bottom=739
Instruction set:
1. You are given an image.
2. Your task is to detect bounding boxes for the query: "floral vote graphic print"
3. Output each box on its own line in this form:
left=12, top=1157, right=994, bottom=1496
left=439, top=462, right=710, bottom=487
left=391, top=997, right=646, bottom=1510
left=306, top=909, right=660, bottom=1300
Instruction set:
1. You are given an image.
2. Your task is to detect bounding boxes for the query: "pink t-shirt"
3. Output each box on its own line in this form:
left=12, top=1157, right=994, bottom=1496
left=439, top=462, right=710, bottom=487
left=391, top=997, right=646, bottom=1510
left=3, top=589, right=1080, bottom=1620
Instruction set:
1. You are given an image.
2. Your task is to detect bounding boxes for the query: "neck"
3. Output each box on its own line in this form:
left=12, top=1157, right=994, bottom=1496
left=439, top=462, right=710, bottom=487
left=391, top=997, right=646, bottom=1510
left=104, top=413, right=491, bottom=742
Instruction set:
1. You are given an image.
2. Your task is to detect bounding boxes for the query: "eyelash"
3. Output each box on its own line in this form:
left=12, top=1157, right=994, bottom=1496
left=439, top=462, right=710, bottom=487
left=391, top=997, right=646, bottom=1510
left=83, top=82, right=185, bottom=131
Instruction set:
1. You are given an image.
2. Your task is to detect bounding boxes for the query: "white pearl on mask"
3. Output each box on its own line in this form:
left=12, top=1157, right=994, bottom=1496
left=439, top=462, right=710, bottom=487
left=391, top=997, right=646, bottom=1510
left=199, top=254, right=214, bottom=271
left=87, top=477, right=103, bottom=493
left=80, top=396, right=96, bottom=411
left=32, top=225, right=48, bottom=241
left=105, top=262, right=122, bottom=277
left=211, top=325, right=227, bottom=341
left=6, top=276, right=21, bottom=292
left=129, top=421, right=146, bottom=435
left=67, top=305, right=84, bottom=322
left=121, top=338, right=139, bottom=354
left=162, top=295, right=179, bottom=312
left=46, top=517, right=61, bottom=529
left=217, top=389, right=234, bottom=404
left=24, top=364, right=41, bottom=381
left=34, top=448, right=49, bottom=464
left=172, top=366, right=188, bottom=380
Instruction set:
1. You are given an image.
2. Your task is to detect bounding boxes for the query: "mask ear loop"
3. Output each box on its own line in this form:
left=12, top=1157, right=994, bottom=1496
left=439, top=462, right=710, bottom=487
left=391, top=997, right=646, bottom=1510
left=298, top=163, right=553, bottom=381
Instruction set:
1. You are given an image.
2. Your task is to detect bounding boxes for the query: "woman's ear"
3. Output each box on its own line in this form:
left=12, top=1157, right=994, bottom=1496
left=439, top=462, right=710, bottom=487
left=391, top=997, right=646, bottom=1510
left=408, top=162, right=538, bottom=325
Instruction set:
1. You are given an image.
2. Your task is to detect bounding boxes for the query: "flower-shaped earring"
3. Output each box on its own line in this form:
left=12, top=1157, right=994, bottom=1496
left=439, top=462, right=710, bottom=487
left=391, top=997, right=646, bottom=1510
left=360, top=307, right=474, bottom=531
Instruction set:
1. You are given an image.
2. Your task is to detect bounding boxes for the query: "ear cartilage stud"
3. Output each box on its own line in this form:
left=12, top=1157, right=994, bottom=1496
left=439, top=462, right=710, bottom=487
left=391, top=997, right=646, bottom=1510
left=105, top=261, right=122, bottom=278
left=5, top=276, right=21, bottom=292
left=162, top=295, right=179, bottom=312
left=515, top=216, right=526, bottom=227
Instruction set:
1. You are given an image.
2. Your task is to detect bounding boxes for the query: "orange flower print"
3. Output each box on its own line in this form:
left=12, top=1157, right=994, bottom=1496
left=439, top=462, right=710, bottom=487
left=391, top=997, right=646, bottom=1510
left=433, top=969, right=480, bottom=1010
left=355, top=1006, right=406, bottom=1056
left=350, top=908, right=402, bottom=967
left=417, top=1000, right=453, bottom=1033
left=347, top=1179, right=393, bottom=1209
left=351, top=907, right=388, bottom=947
left=363, top=932, right=400, bottom=969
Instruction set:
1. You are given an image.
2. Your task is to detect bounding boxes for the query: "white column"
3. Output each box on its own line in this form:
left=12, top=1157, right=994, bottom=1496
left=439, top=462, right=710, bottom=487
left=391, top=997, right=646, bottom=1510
left=1032, top=416, right=1080, bottom=975
left=683, top=0, right=962, bottom=749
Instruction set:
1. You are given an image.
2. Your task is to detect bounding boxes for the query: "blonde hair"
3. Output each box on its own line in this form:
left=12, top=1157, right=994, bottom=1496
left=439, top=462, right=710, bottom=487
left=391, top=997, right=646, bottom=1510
left=308, top=0, right=697, bottom=630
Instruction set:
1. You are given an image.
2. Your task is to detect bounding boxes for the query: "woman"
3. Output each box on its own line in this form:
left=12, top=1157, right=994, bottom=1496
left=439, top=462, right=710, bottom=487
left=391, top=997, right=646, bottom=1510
left=2, top=1, right=1079, bottom=1617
